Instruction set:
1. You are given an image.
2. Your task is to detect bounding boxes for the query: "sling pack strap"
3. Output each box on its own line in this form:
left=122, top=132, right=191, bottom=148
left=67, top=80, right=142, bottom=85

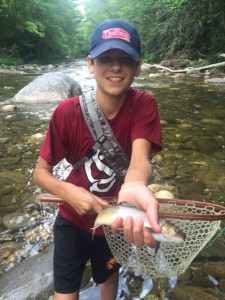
left=72, top=90, right=129, bottom=180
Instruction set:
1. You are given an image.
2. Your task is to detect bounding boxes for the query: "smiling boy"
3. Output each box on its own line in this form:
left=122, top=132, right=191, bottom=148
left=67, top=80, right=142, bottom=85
left=33, top=19, right=162, bottom=300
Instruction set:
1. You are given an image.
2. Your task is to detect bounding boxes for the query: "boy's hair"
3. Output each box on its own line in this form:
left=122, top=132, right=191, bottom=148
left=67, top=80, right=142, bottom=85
left=90, top=19, right=141, bottom=62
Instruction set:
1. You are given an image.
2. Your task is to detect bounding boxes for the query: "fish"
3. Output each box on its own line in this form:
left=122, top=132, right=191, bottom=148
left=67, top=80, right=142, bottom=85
left=92, top=201, right=185, bottom=243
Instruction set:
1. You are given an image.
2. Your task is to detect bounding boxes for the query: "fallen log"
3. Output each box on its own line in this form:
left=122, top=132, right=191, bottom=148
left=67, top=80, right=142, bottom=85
left=145, top=61, right=225, bottom=74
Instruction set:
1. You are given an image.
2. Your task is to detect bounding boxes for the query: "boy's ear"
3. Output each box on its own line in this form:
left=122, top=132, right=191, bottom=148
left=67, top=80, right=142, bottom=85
left=135, top=59, right=142, bottom=76
left=87, top=55, right=94, bottom=74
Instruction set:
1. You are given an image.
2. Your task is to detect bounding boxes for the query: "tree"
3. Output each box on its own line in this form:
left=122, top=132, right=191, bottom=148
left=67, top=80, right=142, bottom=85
left=0, top=0, right=83, bottom=63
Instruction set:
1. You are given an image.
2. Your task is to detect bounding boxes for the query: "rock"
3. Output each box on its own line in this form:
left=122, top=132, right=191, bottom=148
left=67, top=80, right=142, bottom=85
left=154, top=190, right=174, bottom=199
left=0, top=245, right=92, bottom=300
left=0, top=234, right=13, bottom=243
left=205, top=78, right=225, bottom=84
left=170, top=284, right=218, bottom=300
left=178, top=181, right=205, bottom=199
left=203, top=262, right=225, bottom=279
left=28, top=133, right=45, bottom=145
left=2, top=211, right=35, bottom=230
left=149, top=73, right=161, bottom=78
left=13, top=72, right=82, bottom=103
left=0, top=245, right=54, bottom=300
left=174, top=73, right=186, bottom=78
left=219, top=279, right=225, bottom=292
left=2, top=105, right=17, bottom=112
left=199, top=239, right=225, bottom=259
left=148, top=184, right=176, bottom=195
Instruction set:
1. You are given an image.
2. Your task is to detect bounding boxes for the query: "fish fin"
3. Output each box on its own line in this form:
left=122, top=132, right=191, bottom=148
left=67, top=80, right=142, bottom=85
left=91, top=224, right=101, bottom=240
left=154, top=241, right=161, bottom=255
left=119, top=201, right=137, bottom=209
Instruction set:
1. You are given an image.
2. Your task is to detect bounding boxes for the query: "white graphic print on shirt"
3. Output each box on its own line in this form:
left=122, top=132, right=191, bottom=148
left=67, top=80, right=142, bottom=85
left=84, top=149, right=116, bottom=193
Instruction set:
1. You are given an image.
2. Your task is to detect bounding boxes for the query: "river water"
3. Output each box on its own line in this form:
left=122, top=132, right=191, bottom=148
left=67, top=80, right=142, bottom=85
left=0, top=60, right=225, bottom=214
left=0, top=60, right=225, bottom=298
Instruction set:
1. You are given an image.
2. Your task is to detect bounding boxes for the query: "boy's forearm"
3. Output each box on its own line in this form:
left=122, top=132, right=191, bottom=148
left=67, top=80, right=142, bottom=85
left=33, top=167, right=73, bottom=201
left=123, top=159, right=152, bottom=187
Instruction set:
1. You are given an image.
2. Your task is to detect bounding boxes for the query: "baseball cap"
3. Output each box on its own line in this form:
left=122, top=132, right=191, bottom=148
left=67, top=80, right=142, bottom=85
left=90, top=19, right=141, bottom=62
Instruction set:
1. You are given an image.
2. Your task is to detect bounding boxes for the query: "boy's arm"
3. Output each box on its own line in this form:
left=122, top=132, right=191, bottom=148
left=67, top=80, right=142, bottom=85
left=111, top=138, right=161, bottom=247
left=33, top=157, right=108, bottom=215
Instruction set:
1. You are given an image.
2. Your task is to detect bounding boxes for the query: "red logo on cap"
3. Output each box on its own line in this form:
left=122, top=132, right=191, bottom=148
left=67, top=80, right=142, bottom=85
left=102, top=28, right=130, bottom=42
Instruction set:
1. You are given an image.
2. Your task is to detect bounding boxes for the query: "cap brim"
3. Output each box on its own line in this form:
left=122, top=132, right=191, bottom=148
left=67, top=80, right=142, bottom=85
left=90, top=40, right=140, bottom=62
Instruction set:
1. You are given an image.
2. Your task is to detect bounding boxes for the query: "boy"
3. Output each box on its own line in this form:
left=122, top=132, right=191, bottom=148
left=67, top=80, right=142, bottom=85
left=33, top=19, right=162, bottom=300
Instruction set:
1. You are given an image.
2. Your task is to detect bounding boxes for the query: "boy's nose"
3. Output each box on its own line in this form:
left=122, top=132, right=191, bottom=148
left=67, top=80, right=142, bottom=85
left=110, top=58, right=123, bottom=68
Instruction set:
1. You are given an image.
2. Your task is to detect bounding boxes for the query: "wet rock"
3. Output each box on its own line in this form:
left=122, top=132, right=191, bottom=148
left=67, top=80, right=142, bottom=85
left=0, top=241, right=22, bottom=271
left=27, top=133, right=45, bottom=146
left=0, top=233, right=13, bottom=243
left=143, top=295, right=159, bottom=300
left=205, top=78, right=225, bottom=84
left=177, top=267, right=192, bottom=282
left=154, top=190, right=174, bottom=199
left=148, top=184, right=176, bottom=195
left=0, top=185, right=13, bottom=198
left=159, top=159, right=177, bottom=179
left=199, top=239, right=225, bottom=259
left=206, top=287, right=225, bottom=300
left=170, top=284, right=218, bottom=300
left=2, top=105, right=17, bottom=112
left=178, top=181, right=205, bottom=199
left=191, top=276, right=216, bottom=288
left=219, top=279, right=225, bottom=292
left=201, top=118, right=225, bottom=125
left=190, top=263, right=205, bottom=278
left=203, top=262, right=225, bottom=279
left=0, top=157, right=21, bottom=166
left=0, top=138, right=10, bottom=144
left=13, top=72, right=82, bottom=103
left=2, top=211, right=35, bottom=230
left=0, top=245, right=54, bottom=300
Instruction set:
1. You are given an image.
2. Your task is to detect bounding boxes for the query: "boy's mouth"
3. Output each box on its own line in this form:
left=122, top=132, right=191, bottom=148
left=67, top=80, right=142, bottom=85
left=107, top=77, right=123, bottom=82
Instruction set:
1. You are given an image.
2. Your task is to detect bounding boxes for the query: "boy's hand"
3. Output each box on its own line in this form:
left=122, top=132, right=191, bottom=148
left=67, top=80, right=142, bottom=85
left=111, top=182, right=161, bottom=247
left=62, top=183, right=109, bottom=215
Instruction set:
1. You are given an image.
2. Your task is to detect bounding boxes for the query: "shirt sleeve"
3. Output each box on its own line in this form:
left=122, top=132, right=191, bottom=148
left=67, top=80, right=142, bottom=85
left=39, top=98, right=76, bottom=166
left=131, top=92, right=162, bottom=153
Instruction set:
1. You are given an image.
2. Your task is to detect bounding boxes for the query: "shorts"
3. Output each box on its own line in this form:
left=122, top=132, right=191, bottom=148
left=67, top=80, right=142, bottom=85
left=53, top=213, right=121, bottom=294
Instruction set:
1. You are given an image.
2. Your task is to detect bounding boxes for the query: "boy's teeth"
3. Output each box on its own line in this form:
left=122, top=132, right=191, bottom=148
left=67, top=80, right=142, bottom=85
left=108, top=77, right=122, bottom=81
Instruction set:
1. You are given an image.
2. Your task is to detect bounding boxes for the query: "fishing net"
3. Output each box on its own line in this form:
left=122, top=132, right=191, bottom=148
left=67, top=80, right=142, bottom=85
left=103, top=199, right=225, bottom=278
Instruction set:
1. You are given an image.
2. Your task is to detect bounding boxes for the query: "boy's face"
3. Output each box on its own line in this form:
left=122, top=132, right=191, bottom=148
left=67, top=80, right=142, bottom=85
left=87, top=49, right=142, bottom=97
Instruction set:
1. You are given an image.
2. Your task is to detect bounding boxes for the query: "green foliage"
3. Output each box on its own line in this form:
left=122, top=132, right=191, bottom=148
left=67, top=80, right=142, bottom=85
left=21, top=21, right=45, bottom=38
left=0, top=0, right=83, bottom=63
left=0, top=0, right=224, bottom=64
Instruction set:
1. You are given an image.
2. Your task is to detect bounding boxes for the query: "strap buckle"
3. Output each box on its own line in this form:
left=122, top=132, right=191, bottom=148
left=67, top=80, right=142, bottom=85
left=96, top=135, right=107, bottom=146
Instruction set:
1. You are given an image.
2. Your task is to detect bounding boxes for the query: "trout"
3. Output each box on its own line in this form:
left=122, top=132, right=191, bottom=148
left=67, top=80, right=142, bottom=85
left=92, top=201, right=185, bottom=243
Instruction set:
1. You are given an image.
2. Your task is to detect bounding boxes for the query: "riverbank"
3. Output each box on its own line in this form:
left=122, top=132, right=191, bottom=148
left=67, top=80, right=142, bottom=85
left=0, top=58, right=225, bottom=79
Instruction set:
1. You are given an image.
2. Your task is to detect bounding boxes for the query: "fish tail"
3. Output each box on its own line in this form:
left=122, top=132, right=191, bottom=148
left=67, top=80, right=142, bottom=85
left=91, top=224, right=101, bottom=240
left=154, top=241, right=161, bottom=255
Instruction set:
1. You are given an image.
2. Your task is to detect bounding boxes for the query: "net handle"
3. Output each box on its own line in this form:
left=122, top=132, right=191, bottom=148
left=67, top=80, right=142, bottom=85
left=36, top=194, right=225, bottom=221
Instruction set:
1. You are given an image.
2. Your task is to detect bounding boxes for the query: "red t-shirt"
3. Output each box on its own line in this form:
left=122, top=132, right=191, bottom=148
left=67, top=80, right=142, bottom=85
left=39, top=88, right=162, bottom=235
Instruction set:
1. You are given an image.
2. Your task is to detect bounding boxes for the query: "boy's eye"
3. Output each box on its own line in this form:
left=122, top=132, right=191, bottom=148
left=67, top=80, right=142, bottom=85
left=98, top=56, right=112, bottom=63
left=98, top=56, right=136, bottom=66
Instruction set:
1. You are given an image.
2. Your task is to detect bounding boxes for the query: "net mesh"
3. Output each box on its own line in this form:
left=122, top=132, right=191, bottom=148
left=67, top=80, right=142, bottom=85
left=103, top=201, right=224, bottom=278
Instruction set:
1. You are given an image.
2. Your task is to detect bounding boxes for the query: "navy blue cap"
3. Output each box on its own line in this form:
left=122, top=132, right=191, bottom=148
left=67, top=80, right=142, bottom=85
left=90, top=19, right=141, bottom=62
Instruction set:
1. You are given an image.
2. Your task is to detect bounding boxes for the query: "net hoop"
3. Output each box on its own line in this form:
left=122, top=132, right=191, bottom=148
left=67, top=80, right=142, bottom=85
left=157, top=198, right=225, bottom=221
left=102, top=199, right=225, bottom=278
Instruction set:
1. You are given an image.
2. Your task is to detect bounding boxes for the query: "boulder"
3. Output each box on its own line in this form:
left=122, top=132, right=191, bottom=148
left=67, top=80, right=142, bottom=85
left=13, top=72, right=82, bottom=103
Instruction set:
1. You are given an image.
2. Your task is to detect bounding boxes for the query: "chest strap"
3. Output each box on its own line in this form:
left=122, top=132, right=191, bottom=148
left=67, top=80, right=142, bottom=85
left=72, top=90, right=129, bottom=180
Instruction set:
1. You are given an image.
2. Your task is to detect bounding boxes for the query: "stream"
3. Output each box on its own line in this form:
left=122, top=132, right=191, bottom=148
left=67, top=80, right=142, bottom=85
left=0, top=60, right=225, bottom=299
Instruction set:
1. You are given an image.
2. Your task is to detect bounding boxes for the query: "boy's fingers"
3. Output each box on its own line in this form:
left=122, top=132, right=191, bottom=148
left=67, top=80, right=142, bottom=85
left=111, top=217, right=123, bottom=234
left=123, top=217, right=134, bottom=244
left=146, top=205, right=161, bottom=233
